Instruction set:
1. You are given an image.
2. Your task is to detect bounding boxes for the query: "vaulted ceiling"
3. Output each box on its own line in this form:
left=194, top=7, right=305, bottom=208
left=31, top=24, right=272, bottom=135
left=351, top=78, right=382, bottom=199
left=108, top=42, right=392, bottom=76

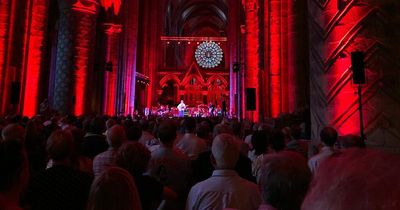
left=165, top=0, right=228, bottom=36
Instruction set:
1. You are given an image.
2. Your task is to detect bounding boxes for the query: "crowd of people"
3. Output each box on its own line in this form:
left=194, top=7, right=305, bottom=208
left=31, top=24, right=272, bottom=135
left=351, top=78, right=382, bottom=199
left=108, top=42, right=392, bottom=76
left=0, top=111, right=400, bottom=210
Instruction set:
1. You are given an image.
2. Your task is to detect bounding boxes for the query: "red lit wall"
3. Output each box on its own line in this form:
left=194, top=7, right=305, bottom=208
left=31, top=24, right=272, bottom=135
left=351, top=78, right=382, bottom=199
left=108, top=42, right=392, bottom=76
left=22, top=0, right=49, bottom=117
left=308, top=0, right=400, bottom=149
left=244, top=0, right=260, bottom=122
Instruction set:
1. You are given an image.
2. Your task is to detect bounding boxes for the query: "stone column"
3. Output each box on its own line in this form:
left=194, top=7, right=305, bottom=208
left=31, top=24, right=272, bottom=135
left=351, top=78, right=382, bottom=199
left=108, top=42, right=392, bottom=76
left=102, top=23, right=122, bottom=115
left=53, top=0, right=99, bottom=115
left=244, top=0, right=260, bottom=122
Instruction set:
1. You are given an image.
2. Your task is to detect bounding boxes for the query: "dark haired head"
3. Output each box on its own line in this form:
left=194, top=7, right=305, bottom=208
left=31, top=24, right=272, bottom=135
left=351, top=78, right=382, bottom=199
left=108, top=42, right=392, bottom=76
left=320, top=127, right=337, bottom=147
left=157, top=120, right=177, bottom=145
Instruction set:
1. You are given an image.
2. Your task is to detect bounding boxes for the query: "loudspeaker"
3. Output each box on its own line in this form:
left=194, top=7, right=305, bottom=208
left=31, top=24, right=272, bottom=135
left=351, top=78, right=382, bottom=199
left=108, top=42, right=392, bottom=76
left=10, top=82, right=20, bottom=104
left=246, top=88, right=256, bottom=111
left=351, top=51, right=366, bottom=84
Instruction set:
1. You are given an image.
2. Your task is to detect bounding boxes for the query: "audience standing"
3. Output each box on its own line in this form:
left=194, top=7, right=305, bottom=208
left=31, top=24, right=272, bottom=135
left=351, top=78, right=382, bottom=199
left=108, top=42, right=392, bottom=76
left=26, top=130, right=93, bottom=210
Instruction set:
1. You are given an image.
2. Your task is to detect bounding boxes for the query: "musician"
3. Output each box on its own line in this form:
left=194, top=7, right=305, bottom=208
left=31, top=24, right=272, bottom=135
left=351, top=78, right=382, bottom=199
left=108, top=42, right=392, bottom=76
left=208, top=103, right=215, bottom=117
left=177, top=100, right=186, bottom=117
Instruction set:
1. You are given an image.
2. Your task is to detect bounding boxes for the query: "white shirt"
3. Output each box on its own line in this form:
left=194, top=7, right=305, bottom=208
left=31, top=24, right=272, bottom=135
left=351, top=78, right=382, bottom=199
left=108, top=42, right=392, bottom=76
left=175, top=133, right=208, bottom=160
left=186, top=170, right=262, bottom=210
left=308, top=146, right=335, bottom=174
left=177, top=102, right=186, bottom=111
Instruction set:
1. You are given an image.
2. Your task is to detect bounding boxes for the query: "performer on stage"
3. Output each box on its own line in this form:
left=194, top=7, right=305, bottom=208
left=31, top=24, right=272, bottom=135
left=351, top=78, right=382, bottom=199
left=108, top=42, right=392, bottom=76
left=209, top=102, right=215, bottom=117
left=177, top=100, right=186, bottom=117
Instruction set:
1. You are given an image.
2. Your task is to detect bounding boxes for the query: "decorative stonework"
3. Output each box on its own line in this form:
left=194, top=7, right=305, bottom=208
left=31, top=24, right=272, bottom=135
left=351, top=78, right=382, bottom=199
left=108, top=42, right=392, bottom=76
left=53, top=1, right=98, bottom=114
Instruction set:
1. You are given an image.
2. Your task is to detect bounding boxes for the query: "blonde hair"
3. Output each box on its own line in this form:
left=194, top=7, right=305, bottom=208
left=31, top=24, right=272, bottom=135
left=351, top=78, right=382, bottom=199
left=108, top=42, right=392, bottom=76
left=87, top=167, right=141, bottom=210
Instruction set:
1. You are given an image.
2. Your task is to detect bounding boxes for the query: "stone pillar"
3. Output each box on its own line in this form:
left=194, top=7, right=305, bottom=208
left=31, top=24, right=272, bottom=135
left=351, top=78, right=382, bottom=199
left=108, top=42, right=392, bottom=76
left=53, top=0, right=99, bottom=115
left=244, top=0, right=260, bottom=122
left=102, top=23, right=122, bottom=115
left=22, top=0, right=50, bottom=117
left=0, top=0, right=13, bottom=114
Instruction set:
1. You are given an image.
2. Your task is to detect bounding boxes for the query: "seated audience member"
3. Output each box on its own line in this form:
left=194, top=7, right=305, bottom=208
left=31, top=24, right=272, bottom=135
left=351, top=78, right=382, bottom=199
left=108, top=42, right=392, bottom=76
left=258, top=151, right=311, bottom=210
left=87, top=167, right=142, bottom=210
left=147, top=120, right=191, bottom=210
left=0, top=140, right=29, bottom=210
left=175, top=118, right=207, bottom=160
left=1, top=123, right=25, bottom=143
left=339, top=134, right=365, bottom=149
left=302, top=148, right=400, bottom=210
left=93, top=125, right=126, bottom=176
left=186, top=134, right=262, bottom=210
left=116, top=142, right=177, bottom=210
left=82, top=117, right=108, bottom=159
left=26, top=130, right=93, bottom=210
left=308, top=127, right=337, bottom=174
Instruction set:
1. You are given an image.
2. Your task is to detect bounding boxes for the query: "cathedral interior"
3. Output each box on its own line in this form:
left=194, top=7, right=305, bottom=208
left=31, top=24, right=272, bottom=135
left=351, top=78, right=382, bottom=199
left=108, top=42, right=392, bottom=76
left=1, top=0, right=400, bottom=151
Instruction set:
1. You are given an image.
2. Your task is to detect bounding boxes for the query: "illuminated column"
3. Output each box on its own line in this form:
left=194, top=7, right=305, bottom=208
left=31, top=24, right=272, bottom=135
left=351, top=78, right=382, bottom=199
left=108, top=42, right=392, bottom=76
left=244, top=0, right=260, bottom=122
left=269, top=0, right=282, bottom=117
left=21, top=0, right=49, bottom=117
left=102, top=23, right=122, bottom=115
left=53, top=0, right=99, bottom=115
left=0, top=0, right=13, bottom=114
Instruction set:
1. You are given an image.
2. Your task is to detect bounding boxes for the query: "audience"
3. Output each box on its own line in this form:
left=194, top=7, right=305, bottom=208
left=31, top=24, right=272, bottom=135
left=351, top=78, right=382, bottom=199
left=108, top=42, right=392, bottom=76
left=2, top=109, right=396, bottom=210
left=26, top=130, right=93, bottom=210
left=308, top=127, right=337, bottom=174
left=87, top=167, right=142, bottom=210
left=186, top=134, right=262, bottom=210
left=116, top=142, right=177, bottom=210
left=147, top=120, right=191, bottom=210
left=93, top=125, right=126, bottom=176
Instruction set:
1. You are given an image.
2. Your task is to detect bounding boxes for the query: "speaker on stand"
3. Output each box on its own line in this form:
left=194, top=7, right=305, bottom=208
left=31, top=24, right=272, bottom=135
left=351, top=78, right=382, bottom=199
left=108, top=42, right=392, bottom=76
left=351, top=51, right=366, bottom=141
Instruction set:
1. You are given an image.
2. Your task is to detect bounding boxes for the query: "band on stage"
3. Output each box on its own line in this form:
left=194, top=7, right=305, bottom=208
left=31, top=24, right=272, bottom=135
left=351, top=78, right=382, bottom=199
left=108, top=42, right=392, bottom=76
left=144, top=100, right=228, bottom=117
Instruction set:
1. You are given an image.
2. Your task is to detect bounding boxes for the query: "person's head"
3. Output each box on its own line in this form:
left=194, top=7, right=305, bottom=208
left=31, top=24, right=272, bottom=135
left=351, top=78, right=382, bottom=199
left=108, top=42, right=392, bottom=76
left=259, top=152, right=311, bottom=210
left=106, top=125, right=126, bottom=148
left=89, top=117, right=106, bottom=134
left=116, top=142, right=151, bottom=174
left=126, top=122, right=142, bottom=142
left=339, top=134, right=365, bottom=149
left=0, top=140, right=29, bottom=194
left=212, top=124, right=233, bottom=138
left=320, top=127, right=338, bottom=147
left=87, top=167, right=141, bottom=210
left=302, top=148, right=400, bottom=210
left=157, top=120, right=177, bottom=146
left=46, top=130, right=74, bottom=162
left=182, top=117, right=196, bottom=133
left=251, top=130, right=269, bottom=156
left=211, top=134, right=240, bottom=169
left=269, top=129, right=285, bottom=152
left=1, top=123, right=25, bottom=143
left=106, top=119, right=116, bottom=130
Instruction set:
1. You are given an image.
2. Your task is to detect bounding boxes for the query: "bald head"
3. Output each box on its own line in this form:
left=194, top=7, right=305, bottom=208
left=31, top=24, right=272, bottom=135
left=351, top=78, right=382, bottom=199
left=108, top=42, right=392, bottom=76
left=1, top=124, right=25, bottom=143
left=107, top=125, right=126, bottom=148
left=212, top=134, right=240, bottom=169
